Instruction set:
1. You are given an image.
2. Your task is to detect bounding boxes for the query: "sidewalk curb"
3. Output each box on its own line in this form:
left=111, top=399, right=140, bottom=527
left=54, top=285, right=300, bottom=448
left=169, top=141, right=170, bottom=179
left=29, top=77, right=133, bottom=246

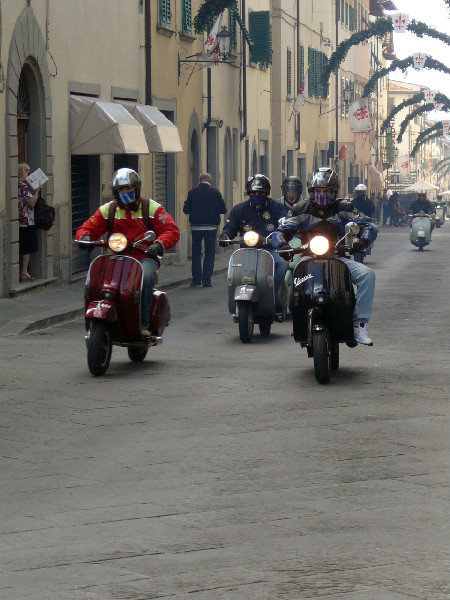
left=18, top=266, right=229, bottom=335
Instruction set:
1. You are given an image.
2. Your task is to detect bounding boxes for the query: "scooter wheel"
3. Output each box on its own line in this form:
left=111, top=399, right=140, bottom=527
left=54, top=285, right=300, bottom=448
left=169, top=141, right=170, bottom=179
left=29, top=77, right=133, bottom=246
left=128, top=347, right=148, bottom=363
left=258, top=318, right=272, bottom=336
left=87, top=320, right=112, bottom=376
left=238, top=303, right=254, bottom=343
left=313, top=330, right=330, bottom=384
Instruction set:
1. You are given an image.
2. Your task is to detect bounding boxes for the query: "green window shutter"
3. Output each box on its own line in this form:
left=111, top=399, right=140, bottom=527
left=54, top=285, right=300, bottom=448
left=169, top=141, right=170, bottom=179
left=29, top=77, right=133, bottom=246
left=229, top=10, right=237, bottom=49
left=249, top=11, right=272, bottom=66
left=308, top=47, right=315, bottom=96
left=345, top=2, right=349, bottom=27
left=159, top=0, right=171, bottom=27
left=349, top=6, right=355, bottom=31
left=321, top=54, right=329, bottom=98
left=341, top=0, right=345, bottom=23
left=287, top=49, right=292, bottom=97
left=316, top=51, right=323, bottom=98
left=337, top=0, right=340, bottom=21
left=182, top=0, right=192, bottom=32
left=299, top=44, right=305, bottom=86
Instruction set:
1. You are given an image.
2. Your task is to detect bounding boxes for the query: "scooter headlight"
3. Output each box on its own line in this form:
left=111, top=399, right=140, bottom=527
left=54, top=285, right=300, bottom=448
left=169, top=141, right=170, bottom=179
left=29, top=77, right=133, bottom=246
left=243, top=231, right=260, bottom=247
left=108, top=233, right=128, bottom=252
left=309, top=235, right=329, bottom=256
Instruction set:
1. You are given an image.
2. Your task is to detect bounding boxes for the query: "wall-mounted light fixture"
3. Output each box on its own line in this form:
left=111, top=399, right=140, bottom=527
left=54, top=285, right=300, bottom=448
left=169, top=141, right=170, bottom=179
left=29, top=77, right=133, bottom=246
left=178, top=26, right=232, bottom=81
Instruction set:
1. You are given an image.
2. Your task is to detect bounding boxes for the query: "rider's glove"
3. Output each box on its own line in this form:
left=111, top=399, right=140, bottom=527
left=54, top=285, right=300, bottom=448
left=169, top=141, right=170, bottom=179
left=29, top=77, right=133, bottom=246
left=218, top=233, right=230, bottom=247
left=278, top=242, right=294, bottom=262
left=352, top=238, right=369, bottom=254
left=78, top=234, right=92, bottom=248
left=146, top=242, right=164, bottom=260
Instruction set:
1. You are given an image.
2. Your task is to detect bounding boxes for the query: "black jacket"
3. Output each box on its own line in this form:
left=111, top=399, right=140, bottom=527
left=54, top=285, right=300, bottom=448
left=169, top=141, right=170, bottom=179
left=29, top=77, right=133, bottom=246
left=183, top=183, right=227, bottom=227
left=407, top=199, right=435, bottom=215
left=222, top=199, right=288, bottom=239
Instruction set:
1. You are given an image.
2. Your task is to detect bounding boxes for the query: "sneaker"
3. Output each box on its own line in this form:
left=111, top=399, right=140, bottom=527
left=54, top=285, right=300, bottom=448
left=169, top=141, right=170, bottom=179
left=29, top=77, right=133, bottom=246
left=353, top=321, right=373, bottom=346
left=141, top=328, right=152, bottom=338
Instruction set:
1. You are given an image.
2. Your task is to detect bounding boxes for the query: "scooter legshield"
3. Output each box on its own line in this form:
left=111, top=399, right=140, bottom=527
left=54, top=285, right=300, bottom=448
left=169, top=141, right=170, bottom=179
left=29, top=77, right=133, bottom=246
left=228, top=248, right=276, bottom=317
left=85, top=254, right=143, bottom=338
left=291, top=257, right=354, bottom=343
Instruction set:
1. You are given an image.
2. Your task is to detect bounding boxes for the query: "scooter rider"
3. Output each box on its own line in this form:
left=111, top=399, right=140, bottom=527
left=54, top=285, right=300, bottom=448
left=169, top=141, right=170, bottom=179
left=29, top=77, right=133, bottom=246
left=272, top=167, right=377, bottom=346
left=407, top=190, right=436, bottom=217
left=75, top=168, right=180, bottom=337
left=353, top=183, right=375, bottom=218
left=278, top=176, right=303, bottom=214
left=219, top=174, right=289, bottom=295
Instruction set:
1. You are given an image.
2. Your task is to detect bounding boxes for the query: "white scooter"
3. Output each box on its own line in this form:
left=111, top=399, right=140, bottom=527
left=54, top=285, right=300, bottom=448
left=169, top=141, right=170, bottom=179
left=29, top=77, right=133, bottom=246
left=435, top=205, right=444, bottom=228
left=409, top=211, right=433, bottom=251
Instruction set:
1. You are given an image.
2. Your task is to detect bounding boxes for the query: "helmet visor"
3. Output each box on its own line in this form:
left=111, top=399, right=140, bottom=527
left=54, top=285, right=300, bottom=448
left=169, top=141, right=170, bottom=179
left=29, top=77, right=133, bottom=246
left=313, top=188, right=333, bottom=207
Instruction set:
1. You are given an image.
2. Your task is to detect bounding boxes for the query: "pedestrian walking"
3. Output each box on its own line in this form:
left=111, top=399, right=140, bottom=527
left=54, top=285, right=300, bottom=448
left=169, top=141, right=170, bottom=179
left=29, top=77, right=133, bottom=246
left=183, top=173, right=227, bottom=287
left=18, top=162, right=42, bottom=282
left=382, top=187, right=392, bottom=225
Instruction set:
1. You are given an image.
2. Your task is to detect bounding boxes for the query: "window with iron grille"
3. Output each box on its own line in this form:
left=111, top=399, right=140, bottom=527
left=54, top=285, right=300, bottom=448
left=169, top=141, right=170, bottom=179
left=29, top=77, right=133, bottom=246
left=249, top=11, right=272, bottom=66
left=287, top=48, right=292, bottom=97
left=159, top=0, right=172, bottom=27
left=182, top=0, right=192, bottom=33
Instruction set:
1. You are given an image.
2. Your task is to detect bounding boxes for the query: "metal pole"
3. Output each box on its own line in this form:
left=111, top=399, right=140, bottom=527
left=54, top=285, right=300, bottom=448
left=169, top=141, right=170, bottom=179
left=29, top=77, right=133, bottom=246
left=295, top=0, right=300, bottom=151
left=335, top=0, right=339, bottom=170
left=144, top=0, right=152, bottom=104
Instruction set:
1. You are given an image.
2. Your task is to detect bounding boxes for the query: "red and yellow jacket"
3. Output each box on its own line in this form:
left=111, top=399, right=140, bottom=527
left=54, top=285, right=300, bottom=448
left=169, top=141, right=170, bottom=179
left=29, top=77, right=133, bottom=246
left=75, top=198, right=180, bottom=260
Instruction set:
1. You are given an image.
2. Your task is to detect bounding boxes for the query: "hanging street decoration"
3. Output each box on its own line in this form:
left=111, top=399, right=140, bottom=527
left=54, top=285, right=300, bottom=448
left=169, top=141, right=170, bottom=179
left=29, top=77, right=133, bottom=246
left=434, top=156, right=450, bottom=174
left=397, top=101, right=450, bottom=143
left=292, top=74, right=307, bottom=115
left=410, top=123, right=443, bottom=157
left=321, top=18, right=450, bottom=87
left=381, top=92, right=450, bottom=134
left=435, top=101, right=444, bottom=110
left=362, top=56, right=450, bottom=98
left=412, top=53, right=428, bottom=70
left=392, top=13, right=409, bottom=33
left=349, top=98, right=372, bottom=133
left=442, top=120, right=450, bottom=135
left=397, top=155, right=410, bottom=178
left=424, top=90, right=436, bottom=103
left=194, top=0, right=237, bottom=33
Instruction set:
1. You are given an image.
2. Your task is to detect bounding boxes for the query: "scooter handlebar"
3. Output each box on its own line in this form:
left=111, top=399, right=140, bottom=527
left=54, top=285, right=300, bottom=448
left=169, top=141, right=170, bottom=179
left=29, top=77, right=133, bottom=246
left=75, top=238, right=107, bottom=249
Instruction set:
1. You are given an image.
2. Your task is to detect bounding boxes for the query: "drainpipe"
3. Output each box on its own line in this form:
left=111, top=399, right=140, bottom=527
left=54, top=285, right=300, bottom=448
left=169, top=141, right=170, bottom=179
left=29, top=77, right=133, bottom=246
left=241, top=0, right=247, bottom=140
left=204, top=68, right=212, bottom=129
left=145, top=0, right=152, bottom=104
left=295, top=0, right=300, bottom=151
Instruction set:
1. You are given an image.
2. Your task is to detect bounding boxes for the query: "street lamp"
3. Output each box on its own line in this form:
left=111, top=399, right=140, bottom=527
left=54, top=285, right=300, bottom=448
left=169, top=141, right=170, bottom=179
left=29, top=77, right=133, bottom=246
left=178, top=26, right=233, bottom=81
left=343, top=84, right=354, bottom=104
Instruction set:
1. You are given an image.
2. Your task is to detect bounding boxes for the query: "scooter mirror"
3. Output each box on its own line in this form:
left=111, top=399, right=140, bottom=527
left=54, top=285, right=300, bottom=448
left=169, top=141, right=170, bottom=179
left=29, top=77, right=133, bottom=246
left=143, top=230, right=156, bottom=243
left=345, top=221, right=360, bottom=236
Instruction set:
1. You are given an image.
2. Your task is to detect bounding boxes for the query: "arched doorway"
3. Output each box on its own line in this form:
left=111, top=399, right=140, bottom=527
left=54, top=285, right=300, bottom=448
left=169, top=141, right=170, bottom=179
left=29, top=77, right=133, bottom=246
left=5, top=6, right=53, bottom=295
left=16, top=63, right=45, bottom=280
left=224, top=128, right=233, bottom=212
left=189, top=129, right=200, bottom=190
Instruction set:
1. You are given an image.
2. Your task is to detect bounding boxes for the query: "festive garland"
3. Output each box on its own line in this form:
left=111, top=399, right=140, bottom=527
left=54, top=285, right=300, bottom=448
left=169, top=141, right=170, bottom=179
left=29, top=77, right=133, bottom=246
left=363, top=56, right=450, bottom=98
left=194, top=0, right=238, bottom=33
left=410, top=124, right=443, bottom=157
left=397, top=101, right=450, bottom=143
left=434, top=156, right=450, bottom=174
left=381, top=92, right=450, bottom=133
left=380, top=93, right=424, bottom=133
left=322, top=18, right=450, bottom=86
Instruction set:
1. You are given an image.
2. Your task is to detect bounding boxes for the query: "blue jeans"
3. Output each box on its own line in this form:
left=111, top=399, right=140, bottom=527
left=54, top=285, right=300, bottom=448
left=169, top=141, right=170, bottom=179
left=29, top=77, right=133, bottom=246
left=191, top=229, right=218, bottom=286
left=139, top=258, right=159, bottom=328
left=340, top=258, right=375, bottom=324
left=266, top=248, right=288, bottom=296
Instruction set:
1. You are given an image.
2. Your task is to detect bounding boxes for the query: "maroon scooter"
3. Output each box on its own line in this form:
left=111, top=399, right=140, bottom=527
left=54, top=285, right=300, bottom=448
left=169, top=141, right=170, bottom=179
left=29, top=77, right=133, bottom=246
left=75, top=231, right=170, bottom=376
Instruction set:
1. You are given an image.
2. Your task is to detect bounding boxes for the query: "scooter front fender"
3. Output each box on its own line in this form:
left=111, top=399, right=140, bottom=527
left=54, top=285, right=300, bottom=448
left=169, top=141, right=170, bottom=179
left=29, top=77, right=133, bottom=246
left=85, top=300, right=118, bottom=324
left=234, top=284, right=258, bottom=303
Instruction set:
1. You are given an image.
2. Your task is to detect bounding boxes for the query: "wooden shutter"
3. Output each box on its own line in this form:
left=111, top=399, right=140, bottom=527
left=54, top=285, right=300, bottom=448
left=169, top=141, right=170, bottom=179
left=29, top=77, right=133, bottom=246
left=249, top=11, right=272, bottom=66
left=182, top=0, right=192, bottom=32
left=299, top=44, right=305, bottom=86
left=287, top=49, right=292, bottom=97
left=229, top=10, right=237, bottom=49
left=308, top=47, right=315, bottom=96
left=154, top=153, right=168, bottom=210
left=159, top=0, right=171, bottom=27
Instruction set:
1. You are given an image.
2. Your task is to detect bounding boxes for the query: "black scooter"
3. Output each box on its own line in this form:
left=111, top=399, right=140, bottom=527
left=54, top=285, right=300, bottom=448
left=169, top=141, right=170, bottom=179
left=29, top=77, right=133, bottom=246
left=280, top=223, right=360, bottom=384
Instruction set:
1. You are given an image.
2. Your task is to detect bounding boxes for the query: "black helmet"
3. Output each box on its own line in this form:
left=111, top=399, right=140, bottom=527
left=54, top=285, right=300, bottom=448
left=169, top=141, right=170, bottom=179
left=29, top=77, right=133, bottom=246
left=246, top=174, right=271, bottom=196
left=282, top=176, right=303, bottom=200
left=308, top=168, right=340, bottom=207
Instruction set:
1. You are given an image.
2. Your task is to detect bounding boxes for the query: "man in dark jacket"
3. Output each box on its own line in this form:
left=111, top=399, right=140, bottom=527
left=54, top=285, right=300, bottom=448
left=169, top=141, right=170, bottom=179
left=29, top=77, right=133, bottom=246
left=183, top=173, right=227, bottom=287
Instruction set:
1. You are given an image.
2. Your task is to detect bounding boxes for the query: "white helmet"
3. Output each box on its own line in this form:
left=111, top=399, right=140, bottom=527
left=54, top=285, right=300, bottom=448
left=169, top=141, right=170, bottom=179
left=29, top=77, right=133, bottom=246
left=354, top=183, right=367, bottom=192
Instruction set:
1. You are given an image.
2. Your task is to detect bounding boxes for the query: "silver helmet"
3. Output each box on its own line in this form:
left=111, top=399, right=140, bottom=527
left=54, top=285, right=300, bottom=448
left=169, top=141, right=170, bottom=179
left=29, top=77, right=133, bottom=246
left=110, top=168, right=141, bottom=192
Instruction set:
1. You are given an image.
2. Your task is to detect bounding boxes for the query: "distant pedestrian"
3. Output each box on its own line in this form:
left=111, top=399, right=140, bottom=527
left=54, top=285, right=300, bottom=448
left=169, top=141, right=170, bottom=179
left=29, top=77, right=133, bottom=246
left=183, top=173, right=227, bottom=287
left=387, top=191, right=398, bottom=225
left=18, top=162, right=42, bottom=283
left=382, top=187, right=392, bottom=225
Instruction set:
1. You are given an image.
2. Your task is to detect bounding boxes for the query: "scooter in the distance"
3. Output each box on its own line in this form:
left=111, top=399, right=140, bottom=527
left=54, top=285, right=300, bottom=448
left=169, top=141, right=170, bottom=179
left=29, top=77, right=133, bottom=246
left=408, top=211, right=434, bottom=251
left=435, top=204, right=444, bottom=228
left=227, top=231, right=289, bottom=343
left=75, top=231, right=170, bottom=376
left=279, top=222, right=361, bottom=384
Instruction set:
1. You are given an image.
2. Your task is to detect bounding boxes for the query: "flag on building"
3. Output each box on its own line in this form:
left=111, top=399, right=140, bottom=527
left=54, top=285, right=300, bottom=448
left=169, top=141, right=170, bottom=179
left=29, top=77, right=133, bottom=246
left=397, top=154, right=410, bottom=178
left=349, top=98, right=372, bottom=133
left=424, top=90, right=436, bottom=103
left=292, top=74, right=307, bottom=115
left=197, top=12, right=224, bottom=64
left=412, top=53, right=427, bottom=70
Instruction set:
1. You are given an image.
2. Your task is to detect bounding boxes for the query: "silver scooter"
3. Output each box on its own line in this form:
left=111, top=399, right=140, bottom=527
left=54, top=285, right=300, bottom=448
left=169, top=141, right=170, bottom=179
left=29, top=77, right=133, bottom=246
left=227, top=231, right=289, bottom=343
left=409, top=211, right=433, bottom=251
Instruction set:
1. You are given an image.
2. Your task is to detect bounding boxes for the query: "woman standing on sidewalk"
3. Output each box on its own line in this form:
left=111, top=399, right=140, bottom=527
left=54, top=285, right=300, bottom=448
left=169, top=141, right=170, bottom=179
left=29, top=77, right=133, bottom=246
left=18, top=163, right=41, bottom=282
